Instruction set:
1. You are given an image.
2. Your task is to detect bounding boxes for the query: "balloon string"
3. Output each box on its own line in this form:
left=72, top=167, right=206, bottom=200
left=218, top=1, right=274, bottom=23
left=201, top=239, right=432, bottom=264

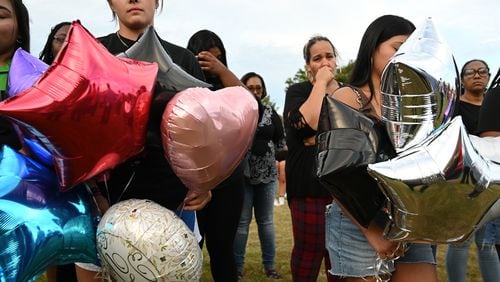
left=178, top=202, right=186, bottom=218
left=373, top=257, right=392, bottom=282
left=103, top=173, right=110, bottom=204
left=117, top=171, right=136, bottom=202
left=84, top=182, right=102, bottom=216
left=373, top=241, right=408, bottom=282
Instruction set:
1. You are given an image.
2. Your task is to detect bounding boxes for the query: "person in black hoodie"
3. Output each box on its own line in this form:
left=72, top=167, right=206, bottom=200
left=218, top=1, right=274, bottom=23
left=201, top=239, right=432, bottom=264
left=187, top=29, right=246, bottom=282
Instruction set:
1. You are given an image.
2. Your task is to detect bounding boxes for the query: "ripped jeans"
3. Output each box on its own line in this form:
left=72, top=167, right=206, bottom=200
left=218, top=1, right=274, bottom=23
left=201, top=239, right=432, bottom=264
left=446, top=219, right=500, bottom=282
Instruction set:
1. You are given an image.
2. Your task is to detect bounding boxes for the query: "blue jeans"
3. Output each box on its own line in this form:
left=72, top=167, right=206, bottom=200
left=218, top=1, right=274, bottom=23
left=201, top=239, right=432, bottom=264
left=234, top=179, right=277, bottom=271
left=446, top=219, right=500, bottom=282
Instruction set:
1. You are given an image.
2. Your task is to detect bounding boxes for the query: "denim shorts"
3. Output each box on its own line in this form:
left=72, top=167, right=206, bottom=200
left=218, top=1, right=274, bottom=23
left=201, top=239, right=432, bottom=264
left=484, top=219, right=500, bottom=245
left=325, top=202, right=436, bottom=277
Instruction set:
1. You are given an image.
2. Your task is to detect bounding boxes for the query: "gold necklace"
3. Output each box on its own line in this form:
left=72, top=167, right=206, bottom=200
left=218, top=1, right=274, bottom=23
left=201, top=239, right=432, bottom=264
left=116, top=32, right=130, bottom=48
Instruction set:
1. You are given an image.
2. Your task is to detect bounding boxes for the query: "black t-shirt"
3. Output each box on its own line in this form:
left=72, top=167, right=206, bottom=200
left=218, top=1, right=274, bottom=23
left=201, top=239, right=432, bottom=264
left=477, top=87, right=500, bottom=134
left=452, top=100, right=481, bottom=135
left=283, top=81, right=331, bottom=199
left=98, top=33, right=205, bottom=210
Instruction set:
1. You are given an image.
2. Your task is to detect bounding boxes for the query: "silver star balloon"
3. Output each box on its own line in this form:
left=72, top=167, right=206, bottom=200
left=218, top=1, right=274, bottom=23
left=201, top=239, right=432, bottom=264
left=380, top=17, right=459, bottom=153
left=368, top=116, right=500, bottom=243
left=118, top=26, right=211, bottom=92
left=469, top=135, right=500, bottom=163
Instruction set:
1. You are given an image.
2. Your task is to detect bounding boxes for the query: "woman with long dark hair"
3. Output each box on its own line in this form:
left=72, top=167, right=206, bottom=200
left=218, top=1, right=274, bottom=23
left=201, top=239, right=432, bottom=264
left=328, top=15, right=437, bottom=281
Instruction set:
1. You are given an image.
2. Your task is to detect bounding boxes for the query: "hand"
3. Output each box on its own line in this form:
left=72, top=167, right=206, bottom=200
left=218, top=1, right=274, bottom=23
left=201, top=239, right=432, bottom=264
left=314, top=65, right=336, bottom=87
left=196, top=51, right=227, bottom=77
left=180, top=190, right=212, bottom=211
left=363, top=223, right=405, bottom=260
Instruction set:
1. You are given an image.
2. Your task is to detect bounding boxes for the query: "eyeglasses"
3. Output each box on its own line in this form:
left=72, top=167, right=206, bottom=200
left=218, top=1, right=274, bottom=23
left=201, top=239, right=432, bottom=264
left=463, top=67, right=490, bottom=78
left=247, top=85, right=263, bottom=93
left=53, top=35, right=66, bottom=44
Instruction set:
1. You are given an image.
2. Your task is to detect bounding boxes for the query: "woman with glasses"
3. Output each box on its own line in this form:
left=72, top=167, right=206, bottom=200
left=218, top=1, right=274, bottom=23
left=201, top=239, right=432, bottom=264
left=451, top=59, right=491, bottom=134
left=446, top=59, right=500, bottom=282
left=39, top=22, right=70, bottom=64
left=234, top=72, right=285, bottom=280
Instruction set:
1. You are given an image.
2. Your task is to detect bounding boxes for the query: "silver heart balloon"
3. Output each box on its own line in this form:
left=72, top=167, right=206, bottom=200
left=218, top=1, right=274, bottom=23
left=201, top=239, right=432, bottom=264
left=118, top=26, right=211, bottom=92
left=380, top=17, right=459, bottom=153
left=368, top=116, right=500, bottom=243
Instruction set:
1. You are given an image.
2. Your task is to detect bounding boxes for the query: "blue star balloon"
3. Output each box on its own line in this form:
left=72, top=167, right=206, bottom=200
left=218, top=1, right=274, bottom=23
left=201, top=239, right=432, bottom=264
left=21, top=136, right=53, bottom=168
left=118, top=25, right=211, bottom=92
left=0, top=146, right=98, bottom=281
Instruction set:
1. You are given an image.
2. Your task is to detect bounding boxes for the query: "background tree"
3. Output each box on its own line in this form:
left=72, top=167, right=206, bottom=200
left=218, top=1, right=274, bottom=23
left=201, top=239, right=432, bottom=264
left=335, top=60, right=355, bottom=84
left=285, top=68, right=308, bottom=91
left=261, top=95, right=277, bottom=110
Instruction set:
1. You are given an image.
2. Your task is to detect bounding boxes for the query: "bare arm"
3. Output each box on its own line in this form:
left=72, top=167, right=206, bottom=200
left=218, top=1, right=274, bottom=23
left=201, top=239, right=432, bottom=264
left=480, top=131, right=500, bottom=137
left=298, top=66, right=339, bottom=131
left=331, top=86, right=364, bottom=110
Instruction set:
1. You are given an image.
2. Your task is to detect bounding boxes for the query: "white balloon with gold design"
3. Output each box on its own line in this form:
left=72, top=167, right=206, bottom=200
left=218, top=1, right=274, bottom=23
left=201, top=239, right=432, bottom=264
left=96, top=199, right=202, bottom=281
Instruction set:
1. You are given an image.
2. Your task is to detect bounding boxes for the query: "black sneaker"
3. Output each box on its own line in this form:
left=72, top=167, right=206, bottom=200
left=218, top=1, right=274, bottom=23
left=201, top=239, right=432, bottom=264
left=265, top=269, right=281, bottom=279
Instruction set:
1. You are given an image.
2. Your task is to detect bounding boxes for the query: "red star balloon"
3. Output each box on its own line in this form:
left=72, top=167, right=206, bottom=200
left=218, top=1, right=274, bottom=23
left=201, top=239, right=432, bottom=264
left=0, top=21, right=158, bottom=190
left=161, top=86, right=258, bottom=192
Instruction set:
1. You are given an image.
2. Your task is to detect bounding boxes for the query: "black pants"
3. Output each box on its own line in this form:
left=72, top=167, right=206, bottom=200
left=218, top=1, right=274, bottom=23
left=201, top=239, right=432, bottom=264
left=197, top=164, right=245, bottom=282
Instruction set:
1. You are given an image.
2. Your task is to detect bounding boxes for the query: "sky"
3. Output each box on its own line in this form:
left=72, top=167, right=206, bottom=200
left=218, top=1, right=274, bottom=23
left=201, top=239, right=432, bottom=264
left=24, top=0, right=500, bottom=112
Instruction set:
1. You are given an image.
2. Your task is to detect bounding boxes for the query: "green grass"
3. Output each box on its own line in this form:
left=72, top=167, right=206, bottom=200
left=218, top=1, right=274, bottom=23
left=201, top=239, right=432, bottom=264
left=201, top=203, right=482, bottom=281
left=36, top=203, right=481, bottom=281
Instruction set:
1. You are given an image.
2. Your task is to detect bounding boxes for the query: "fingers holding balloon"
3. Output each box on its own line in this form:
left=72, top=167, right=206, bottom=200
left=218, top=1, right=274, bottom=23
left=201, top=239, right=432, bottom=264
left=182, top=190, right=212, bottom=211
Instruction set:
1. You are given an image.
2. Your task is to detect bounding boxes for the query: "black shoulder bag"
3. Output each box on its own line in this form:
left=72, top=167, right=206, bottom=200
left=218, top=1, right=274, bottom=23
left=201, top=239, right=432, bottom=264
left=316, top=93, right=395, bottom=227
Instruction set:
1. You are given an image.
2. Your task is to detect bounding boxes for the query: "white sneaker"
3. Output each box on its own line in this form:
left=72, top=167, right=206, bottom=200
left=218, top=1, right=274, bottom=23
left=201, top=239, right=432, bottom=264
left=274, top=198, right=280, bottom=206
left=278, top=196, right=285, bottom=206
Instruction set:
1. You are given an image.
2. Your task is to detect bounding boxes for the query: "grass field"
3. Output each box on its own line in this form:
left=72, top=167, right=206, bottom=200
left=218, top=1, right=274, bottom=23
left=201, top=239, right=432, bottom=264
left=36, top=201, right=481, bottom=281
left=200, top=202, right=481, bottom=281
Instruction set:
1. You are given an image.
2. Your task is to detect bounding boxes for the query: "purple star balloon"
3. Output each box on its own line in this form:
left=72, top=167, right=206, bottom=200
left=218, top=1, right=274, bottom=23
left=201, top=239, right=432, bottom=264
left=7, top=48, right=48, bottom=97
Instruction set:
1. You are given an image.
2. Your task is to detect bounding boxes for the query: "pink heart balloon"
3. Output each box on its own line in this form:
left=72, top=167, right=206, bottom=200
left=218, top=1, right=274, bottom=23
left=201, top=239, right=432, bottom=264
left=161, top=86, right=258, bottom=192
